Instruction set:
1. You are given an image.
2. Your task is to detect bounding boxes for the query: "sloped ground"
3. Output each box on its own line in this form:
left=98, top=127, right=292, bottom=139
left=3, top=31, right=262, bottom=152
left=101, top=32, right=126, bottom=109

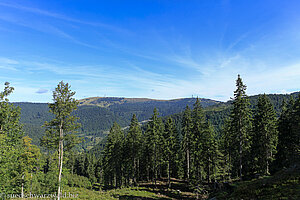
left=212, top=164, right=300, bottom=200
left=61, top=178, right=201, bottom=200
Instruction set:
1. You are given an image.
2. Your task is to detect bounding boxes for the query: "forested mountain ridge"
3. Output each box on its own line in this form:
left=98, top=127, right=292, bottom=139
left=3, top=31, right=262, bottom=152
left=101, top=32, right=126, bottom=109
left=14, top=97, right=219, bottom=147
left=13, top=92, right=299, bottom=149
left=78, top=96, right=220, bottom=107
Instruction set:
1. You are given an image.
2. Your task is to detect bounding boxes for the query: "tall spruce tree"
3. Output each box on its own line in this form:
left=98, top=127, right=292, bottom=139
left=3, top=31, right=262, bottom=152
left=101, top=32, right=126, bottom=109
left=103, top=122, right=124, bottom=188
left=181, top=105, right=193, bottom=182
left=163, top=117, right=179, bottom=187
left=220, top=118, right=233, bottom=181
left=125, top=114, right=142, bottom=185
left=275, top=95, right=300, bottom=169
left=290, top=94, right=300, bottom=164
left=203, top=123, right=220, bottom=183
left=228, top=75, right=252, bottom=180
left=191, top=97, right=208, bottom=184
left=144, top=108, right=164, bottom=186
left=252, top=94, right=278, bottom=175
left=41, top=81, right=80, bottom=200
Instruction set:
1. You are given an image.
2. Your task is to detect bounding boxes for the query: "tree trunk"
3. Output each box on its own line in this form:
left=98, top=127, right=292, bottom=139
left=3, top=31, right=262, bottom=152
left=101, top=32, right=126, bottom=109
left=57, top=125, right=64, bottom=200
left=154, top=144, right=157, bottom=187
left=21, top=174, right=24, bottom=199
left=207, top=157, right=210, bottom=184
left=137, top=158, right=140, bottom=184
left=239, top=117, right=243, bottom=180
left=133, top=158, right=137, bottom=186
left=187, top=148, right=190, bottom=182
left=168, top=161, right=171, bottom=188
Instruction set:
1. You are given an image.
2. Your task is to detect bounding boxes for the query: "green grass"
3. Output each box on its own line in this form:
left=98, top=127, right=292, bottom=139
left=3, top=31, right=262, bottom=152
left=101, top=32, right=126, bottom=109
left=214, top=165, right=300, bottom=200
left=62, top=179, right=199, bottom=200
left=62, top=186, right=165, bottom=200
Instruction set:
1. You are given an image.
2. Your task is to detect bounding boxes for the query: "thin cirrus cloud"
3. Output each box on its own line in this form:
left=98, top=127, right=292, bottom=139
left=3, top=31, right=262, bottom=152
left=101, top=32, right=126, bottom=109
left=36, top=88, right=48, bottom=94
left=0, top=1, right=129, bottom=33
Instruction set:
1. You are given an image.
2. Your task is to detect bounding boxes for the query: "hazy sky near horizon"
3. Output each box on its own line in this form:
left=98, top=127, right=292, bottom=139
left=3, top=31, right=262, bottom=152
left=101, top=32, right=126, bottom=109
left=0, top=0, right=300, bottom=102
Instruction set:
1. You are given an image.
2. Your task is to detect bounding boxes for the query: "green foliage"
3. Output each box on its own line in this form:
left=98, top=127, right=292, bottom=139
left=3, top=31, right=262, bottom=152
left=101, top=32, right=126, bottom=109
left=65, top=173, right=92, bottom=189
left=214, top=164, right=300, bottom=200
left=41, top=81, right=81, bottom=151
left=190, top=98, right=209, bottom=184
left=103, top=122, right=125, bottom=187
left=0, top=82, right=24, bottom=193
left=40, top=81, right=81, bottom=199
left=143, top=108, right=165, bottom=185
left=251, top=94, right=278, bottom=175
left=181, top=105, right=193, bottom=181
left=275, top=95, right=300, bottom=170
left=124, top=114, right=143, bottom=185
left=227, top=75, right=252, bottom=179
left=163, top=117, right=180, bottom=186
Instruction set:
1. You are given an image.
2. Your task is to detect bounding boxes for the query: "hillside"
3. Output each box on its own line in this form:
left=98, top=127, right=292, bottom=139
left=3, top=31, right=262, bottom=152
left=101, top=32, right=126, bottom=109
left=14, top=92, right=299, bottom=149
left=212, top=163, right=300, bottom=199
left=15, top=97, right=219, bottom=148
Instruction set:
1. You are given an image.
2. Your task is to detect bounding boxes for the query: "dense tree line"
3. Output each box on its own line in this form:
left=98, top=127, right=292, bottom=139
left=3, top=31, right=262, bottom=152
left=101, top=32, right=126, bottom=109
left=81, top=75, right=299, bottom=190
left=1, top=76, right=300, bottom=198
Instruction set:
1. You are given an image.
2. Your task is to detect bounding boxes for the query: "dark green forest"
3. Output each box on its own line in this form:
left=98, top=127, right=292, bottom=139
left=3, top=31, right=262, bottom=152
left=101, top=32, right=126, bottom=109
left=0, top=76, right=299, bottom=199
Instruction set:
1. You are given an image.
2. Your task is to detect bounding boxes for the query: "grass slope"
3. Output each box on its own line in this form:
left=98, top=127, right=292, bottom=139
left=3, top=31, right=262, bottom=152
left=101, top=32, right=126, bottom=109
left=213, top=164, right=300, bottom=200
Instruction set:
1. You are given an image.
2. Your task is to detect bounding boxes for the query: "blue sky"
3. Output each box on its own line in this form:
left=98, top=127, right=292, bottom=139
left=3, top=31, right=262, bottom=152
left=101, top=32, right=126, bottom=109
left=0, top=0, right=300, bottom=102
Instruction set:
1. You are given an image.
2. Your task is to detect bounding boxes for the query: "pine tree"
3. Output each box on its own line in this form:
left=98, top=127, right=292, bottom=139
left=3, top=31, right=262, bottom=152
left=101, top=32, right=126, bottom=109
left=181, top=105, right=193, bottom=182
left=228, top=75, right=252, bottom=180
left=144, top=108, right=164, bottom=186
left=220, top=118, right=233, bottom=181
left=41, top=81, right=80, bottom=200
left=203, top=123, right=220, bottom=183
left=164, top=117, right=179, bottom=187
left=103, top=122, right=124, bottom=188
left=275, top=95, right=300, bottom=169
left=191, top=97, right=207, bottom=184
left=290, top=94, right=300, bottom=164
left=252, top=94, right=278, bottom=175
left=125, top=114, right=142, bottom=185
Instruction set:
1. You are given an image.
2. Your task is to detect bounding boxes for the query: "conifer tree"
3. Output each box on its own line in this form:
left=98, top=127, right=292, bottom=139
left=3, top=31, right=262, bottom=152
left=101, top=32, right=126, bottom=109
left=290, top=94, right=300, bottom=163
left=103, top=122, right=124, bottom=187
left=252, top=94, right=278, bottom=175
left=163, top=117, right=179, bottom=187
left=191, top=98, right=208, bottom=184
left=275, top=95, right=300, bottom=169
left=41, top=81, right=80, bottom=200
left=220, top=118, right=234, bottom=181
left=228, top=75, right=252, bottom=180
left=181, top=105, right=193, bottom=182
left=144, top=108, right=164, bottom=186
left=125, top=114, right=142, bottom=185
left=203, top=123, right=220, bottom=183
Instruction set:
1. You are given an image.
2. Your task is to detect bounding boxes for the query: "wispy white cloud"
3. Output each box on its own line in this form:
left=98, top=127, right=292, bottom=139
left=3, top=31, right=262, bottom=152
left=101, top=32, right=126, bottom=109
left=0, top=57, right=19, bottom=64
left=36, top=88, right=48, bottom=94
left=0, top=65, right=18, bottom=71
left=0, top=14, right=101, bottom=49
left=0, top=1, right=129, bottom=34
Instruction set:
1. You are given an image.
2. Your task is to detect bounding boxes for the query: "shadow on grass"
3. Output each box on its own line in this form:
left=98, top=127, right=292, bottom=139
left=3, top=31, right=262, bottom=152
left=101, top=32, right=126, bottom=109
left=136, top=179, right=198, bottom=200
left=118, top=195, right=169, bottom=200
